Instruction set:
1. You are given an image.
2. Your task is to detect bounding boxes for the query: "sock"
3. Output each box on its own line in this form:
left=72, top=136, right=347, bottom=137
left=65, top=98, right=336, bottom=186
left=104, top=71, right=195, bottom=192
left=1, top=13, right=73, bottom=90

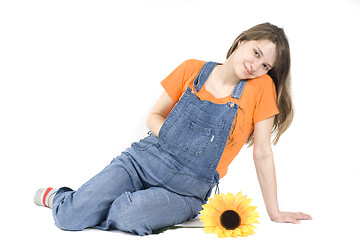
left=34, top=188, right=57, bottom=208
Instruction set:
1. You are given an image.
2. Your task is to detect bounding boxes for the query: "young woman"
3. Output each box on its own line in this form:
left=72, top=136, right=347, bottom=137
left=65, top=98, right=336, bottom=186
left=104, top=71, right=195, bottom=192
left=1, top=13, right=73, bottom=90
left=34, top=22, right=312, bottom=236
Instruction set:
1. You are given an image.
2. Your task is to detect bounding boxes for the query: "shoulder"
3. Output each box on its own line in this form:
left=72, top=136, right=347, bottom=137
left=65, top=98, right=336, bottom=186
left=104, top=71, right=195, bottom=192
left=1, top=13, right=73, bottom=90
left=247, top=74, right=276, bottom=93
left=180, top=59, right=206, bottom=73
left=161, top=59, right=206, bottom=88
left=162, top=59, right=206, bottom=81
left=171, top=59, right=207, bottom=84
left=247, top=74, right=274, bottom=87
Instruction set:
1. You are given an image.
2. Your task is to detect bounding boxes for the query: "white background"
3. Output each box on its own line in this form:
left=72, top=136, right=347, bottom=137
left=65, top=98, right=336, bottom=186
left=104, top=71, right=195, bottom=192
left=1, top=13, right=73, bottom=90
left=1, top=0, right=359, bottom=239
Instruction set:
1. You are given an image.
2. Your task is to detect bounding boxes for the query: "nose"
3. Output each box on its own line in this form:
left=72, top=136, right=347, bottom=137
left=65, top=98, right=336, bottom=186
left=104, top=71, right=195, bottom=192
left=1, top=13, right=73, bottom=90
left=250, top=60, right=262, bottom=73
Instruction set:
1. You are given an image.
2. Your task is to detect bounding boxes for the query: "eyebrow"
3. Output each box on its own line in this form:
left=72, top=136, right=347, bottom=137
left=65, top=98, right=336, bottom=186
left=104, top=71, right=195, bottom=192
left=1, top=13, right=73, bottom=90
left=256, top=46, right=273, bottom=69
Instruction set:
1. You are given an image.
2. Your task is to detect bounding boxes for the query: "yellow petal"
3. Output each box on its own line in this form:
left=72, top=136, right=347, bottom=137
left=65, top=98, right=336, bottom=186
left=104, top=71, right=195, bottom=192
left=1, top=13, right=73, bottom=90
left=225, top=193, right=235, bottom=209
left=210, top=196, right=227, bottom=213
left=240, top=198, right=252, bottom=209
left=203, top=226, right=216, bottom=234
left=234, top=227, right=242, bottom=236
left=234, top=195, right=248, bottom=210
left=242, top=210, right=259, bottom=221
left=234, top=194, right=244, bottom=209
left=214, top=225, right=225, bottom=238
left=223, top=229, right=232, bottom=238
left=201, top=217, right=220, bottom=226
left=201, top=203, right=213, bottom=211
left=240, top=224, right=250, bottom=233
left=217, top=193, right=228, bottom=209
left=213, top=194, right=222, bottom=203
left=199, top=211, right=217, bottom=218
left=231, top=230, right=240, bottom=238
left=245, top=206, right=257, bottom=212
left=237, top=200, right=253, bottom=215
left=242, top=217, right=259, bottom=225
left=202, top=203, right=222, bottom=214
left=235, top=191, right=243, bottom=199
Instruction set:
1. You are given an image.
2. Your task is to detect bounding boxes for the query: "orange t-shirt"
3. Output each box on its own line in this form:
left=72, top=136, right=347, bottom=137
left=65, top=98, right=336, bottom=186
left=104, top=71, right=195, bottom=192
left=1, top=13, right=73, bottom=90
left=161, top=59, right=279, bottom=178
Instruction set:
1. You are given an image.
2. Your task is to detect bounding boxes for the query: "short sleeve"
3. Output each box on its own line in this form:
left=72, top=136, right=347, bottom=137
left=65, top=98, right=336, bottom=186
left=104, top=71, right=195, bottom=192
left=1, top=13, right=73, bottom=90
left=253, top=75, right=279, bottom=123
left=160, top=60, right=196, bottom=102
left=161, top=59, right=205, bottom=102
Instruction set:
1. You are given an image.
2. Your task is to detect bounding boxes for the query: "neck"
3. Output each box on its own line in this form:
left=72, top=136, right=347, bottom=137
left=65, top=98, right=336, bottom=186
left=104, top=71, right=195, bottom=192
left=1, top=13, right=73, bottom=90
left=214, top=60, right=240, bottom=87
left=205, top=62, right=240, bottom=98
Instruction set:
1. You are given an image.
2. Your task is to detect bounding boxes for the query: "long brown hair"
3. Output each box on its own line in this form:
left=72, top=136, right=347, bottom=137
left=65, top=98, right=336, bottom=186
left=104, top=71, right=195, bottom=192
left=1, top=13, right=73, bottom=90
left=227, top=22, right=293, bottom=146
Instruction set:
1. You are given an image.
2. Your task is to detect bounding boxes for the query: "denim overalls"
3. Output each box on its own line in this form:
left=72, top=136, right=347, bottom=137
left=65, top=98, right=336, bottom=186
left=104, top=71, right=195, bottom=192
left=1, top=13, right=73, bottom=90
left=52, top=62, right=247, bottom=236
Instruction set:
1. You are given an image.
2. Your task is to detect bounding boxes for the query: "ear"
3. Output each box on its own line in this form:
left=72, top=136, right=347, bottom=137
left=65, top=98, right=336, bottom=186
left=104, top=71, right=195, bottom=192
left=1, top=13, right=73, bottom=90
left=237, top=40, right=244, bottom=48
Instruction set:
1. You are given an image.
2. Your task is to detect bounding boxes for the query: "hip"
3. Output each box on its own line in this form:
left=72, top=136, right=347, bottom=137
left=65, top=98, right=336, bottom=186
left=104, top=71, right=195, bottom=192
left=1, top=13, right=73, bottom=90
left=124, top=134, right=219, bottom=201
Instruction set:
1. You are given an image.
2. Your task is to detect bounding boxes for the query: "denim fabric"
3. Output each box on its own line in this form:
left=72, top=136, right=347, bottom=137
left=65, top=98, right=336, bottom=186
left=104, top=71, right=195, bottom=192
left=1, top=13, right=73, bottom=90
left=52, top=62, right=247, bottom=235
left=52, top=150, right=205, bottom=235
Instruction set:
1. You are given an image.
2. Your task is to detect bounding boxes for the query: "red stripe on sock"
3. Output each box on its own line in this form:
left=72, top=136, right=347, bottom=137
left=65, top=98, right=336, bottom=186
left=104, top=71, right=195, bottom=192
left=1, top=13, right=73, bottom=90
left=42, top=188, right=53, bottom=208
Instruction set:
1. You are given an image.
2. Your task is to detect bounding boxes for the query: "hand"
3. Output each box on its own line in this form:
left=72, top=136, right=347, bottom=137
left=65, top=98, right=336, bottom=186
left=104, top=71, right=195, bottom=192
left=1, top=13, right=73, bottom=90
left=270, top=211, right=312, bottom=224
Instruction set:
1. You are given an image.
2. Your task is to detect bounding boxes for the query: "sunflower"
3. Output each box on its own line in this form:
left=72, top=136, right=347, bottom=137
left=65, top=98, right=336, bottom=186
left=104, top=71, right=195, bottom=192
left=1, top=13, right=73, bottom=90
left=199, top=192, right=259, bottom=238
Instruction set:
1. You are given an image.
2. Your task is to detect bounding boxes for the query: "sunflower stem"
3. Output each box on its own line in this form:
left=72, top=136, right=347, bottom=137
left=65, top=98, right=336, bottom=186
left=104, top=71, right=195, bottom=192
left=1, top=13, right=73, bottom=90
left=152, top=226, right=204, bottom=234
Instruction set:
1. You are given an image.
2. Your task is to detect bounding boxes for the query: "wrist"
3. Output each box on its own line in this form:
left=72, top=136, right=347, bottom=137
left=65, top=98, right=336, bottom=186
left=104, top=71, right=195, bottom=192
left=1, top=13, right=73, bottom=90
left=146, top=114, right=164, bottom=138
left=268, top=209, right=281, bottom=220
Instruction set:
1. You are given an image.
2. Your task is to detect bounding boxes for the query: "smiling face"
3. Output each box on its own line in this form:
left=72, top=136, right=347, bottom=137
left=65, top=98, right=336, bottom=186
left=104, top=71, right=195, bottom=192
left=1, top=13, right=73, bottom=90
left=230, top=39, right=277, bottom=80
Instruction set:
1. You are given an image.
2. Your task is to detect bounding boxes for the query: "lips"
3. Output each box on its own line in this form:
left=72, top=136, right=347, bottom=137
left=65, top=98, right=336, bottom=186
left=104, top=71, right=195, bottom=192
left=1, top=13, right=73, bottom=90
left=244, top=63, right=252, bottom=76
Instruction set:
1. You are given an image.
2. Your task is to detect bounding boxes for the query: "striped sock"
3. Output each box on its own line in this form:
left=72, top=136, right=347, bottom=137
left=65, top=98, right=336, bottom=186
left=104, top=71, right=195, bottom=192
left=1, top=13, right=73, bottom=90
left=34, top=188, right=57, bottom=208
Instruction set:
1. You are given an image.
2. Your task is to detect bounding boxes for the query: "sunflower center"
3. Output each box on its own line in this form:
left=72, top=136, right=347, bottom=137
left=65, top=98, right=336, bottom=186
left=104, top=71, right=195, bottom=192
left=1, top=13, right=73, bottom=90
left=220, top=210, right=241, bottom=230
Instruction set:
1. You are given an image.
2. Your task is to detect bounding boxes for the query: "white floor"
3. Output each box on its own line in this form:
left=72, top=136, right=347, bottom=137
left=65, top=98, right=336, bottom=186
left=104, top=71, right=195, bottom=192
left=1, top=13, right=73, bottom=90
left=6, top=193, right=358, bottom=240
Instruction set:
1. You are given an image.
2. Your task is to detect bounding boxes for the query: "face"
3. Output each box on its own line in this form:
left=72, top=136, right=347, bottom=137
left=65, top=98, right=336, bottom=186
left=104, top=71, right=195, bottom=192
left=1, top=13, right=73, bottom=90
left=230, top=39, right=277, bottom=79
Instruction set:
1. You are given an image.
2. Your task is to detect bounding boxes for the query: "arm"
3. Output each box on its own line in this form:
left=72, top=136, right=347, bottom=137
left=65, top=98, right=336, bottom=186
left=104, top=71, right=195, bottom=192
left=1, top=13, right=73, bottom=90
left=253, top=117, right=312, bottom=224
left=146, top=91, right=176, bottom=137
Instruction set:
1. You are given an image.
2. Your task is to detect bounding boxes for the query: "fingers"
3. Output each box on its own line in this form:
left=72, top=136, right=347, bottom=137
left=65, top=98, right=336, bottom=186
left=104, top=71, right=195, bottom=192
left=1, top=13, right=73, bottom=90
left=281, top=212, right=312, bottom=224
left=290, top=212, right=312, bottom=224
left=292, top=219, right=301, bottom=224
left=296, top=212, right=312, bottom=220
left=284, top=216, right=300, bottom=224
left=271, top=211, right=313, bottom=224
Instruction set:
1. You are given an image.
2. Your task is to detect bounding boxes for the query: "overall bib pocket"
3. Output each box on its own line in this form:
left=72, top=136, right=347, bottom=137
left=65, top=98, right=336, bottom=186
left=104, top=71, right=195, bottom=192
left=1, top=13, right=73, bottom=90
left=176, top=118, right=214, bottom=156
left=159, top=102, right=220, bottom=157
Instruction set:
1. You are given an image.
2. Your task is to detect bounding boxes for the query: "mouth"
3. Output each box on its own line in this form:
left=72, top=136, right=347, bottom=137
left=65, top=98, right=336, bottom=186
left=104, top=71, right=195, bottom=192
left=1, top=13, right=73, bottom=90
left=244, top=64, right=252, bottom=76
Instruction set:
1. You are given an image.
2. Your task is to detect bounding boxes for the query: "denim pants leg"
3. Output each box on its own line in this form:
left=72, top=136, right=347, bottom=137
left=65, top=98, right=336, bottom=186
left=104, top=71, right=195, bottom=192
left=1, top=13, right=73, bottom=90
left=96, top=187, right=204, bottom=236
left=52, top=152, right=145, bottom=230
left=52, top=136, right=209, bottom=235
left=91, top=135, right=213, bottom=236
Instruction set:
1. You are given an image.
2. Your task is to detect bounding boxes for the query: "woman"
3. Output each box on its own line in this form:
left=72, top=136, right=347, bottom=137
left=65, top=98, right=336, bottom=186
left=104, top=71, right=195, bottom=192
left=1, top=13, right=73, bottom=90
left=34, top=22, right=312, bottom=235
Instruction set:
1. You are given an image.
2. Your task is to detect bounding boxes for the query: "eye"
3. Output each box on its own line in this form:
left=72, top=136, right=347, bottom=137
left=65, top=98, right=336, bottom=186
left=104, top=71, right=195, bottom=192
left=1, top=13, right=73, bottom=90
left=263, top=64, right=269, bottom=71
left=254, top=50, right=260, bottom=57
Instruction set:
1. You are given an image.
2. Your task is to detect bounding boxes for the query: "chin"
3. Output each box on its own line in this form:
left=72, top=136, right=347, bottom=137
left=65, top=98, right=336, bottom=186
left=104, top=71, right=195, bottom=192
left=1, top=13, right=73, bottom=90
left=240, top=72, right=254, bottom=80
left=239, top=66, right=253, bottom=80
left=246, top=75, right=257, bottom=79
left=234, top=69, right=248, bottom=80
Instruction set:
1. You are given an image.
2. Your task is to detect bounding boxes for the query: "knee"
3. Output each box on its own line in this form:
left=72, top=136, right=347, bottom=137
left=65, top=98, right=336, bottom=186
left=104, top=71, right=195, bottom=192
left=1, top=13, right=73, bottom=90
left=53, top=210, right=79, bottom=230
left=52, top=204, right=88, bottom=231
left=105, top=190, right=202, bottom=236
left=53, top=214, right=79, bottom=231
left=52, top=197, right=107, bottom=231
left=106, top=192, right=154, bottom=235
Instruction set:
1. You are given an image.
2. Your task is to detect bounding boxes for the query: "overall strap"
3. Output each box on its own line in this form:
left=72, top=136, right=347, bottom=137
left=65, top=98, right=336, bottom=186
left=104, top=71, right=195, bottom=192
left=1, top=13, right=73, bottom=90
left=231, top=80, right=247, bottom=100
left=193, top=61, right=247, bottom=100
left=193, top=61, right=218, bottom=92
